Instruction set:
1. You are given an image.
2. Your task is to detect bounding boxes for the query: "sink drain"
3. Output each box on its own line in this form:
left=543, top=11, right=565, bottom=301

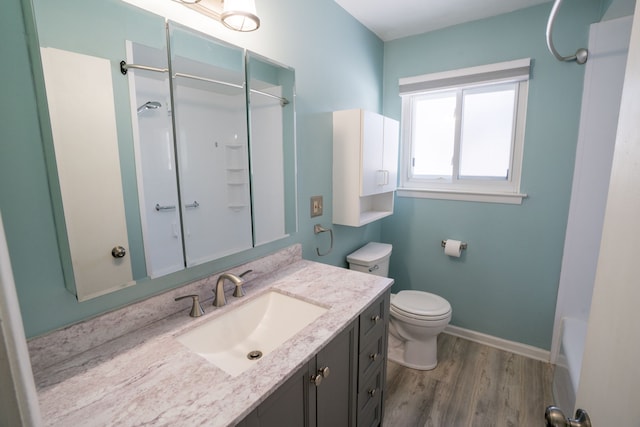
left=247, top=350, right=263, bottom=360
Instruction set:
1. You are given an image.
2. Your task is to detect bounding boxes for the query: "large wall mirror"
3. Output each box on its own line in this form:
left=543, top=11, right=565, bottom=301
left=31, top=0, right=297, bottom=301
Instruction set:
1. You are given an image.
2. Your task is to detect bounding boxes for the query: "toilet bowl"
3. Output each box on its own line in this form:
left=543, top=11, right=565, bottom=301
left=388, top=290, right=451, bottom=370
left=346, top=242, right=452, bottom=371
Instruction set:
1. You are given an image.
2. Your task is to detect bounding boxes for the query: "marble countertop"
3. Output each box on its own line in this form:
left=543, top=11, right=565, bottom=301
left=31, top=255, right=393, bottom=426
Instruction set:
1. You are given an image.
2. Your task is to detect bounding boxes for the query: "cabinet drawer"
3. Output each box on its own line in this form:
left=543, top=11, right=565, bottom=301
left=359, top=293, right=387, bottom=345
left=357, top=369, right=383, bottom=427
left=357, top=396, right=382, bottom=427
left=358, top=334, right=384, bottom=386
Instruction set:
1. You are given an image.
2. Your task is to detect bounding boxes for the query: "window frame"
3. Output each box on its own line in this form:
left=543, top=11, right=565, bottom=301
left=398, top=60, right=530, bottom=204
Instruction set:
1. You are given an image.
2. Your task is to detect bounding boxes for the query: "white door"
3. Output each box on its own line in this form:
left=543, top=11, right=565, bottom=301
left=571, top=6, right=640, bottom=425
left=41, top=47, right=134, bottom=301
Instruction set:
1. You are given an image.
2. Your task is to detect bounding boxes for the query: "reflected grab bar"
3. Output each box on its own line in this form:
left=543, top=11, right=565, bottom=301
left=173, top=72, right=244, bottom=90
left=250, top=88, right=290, bottom=107
left=120, top=61, right=168, bottom=75
left=545, top=0, right=588, bottom=64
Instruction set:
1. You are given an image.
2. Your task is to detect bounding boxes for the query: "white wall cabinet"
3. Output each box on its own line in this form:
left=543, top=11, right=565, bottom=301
left=333, top=109, right=399, bottom=227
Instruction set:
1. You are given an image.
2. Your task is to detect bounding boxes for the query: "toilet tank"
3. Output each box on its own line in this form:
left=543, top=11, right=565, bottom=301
left=347, top=242, right=392, bottom=277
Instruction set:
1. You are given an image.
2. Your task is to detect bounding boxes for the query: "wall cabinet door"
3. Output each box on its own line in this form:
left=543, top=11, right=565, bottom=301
left=361, top=112, right=399, bottom=197
left=382, top=116, right=399, bottom=194
left=361, top=111, right=384, bottom=197
left=333, top=109, right=399, bottom=226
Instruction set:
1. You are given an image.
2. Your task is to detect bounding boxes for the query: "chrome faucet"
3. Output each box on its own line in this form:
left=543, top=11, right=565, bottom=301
left=213, top=269, right=253, bottom=307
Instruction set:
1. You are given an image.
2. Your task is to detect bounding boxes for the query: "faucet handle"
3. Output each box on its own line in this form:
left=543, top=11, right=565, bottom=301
left=233, top=269, right=253, bottom=297
left=174, top=294, right=205, bottom=318
left=233, top=284, right=245, bottom=298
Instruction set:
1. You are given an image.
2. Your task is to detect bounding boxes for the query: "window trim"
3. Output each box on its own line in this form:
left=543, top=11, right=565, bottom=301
left=398, top=59, right=530, bottom=204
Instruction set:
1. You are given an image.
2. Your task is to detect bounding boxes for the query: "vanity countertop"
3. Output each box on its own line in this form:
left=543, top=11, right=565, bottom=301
left=31, top=257, right=393, bottom=426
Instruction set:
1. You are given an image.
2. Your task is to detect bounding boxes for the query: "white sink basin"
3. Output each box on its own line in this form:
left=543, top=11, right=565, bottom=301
left=176, top=290, right=327, bottom=376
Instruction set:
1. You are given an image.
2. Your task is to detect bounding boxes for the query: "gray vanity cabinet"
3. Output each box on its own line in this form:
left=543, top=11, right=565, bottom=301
left=315, top=319, right=359, bottom=426
left=239, top=291, right=390, bottom=427
left=356, top=292, right=390, bottom=426
left=238, top=362, right=312, bottom=427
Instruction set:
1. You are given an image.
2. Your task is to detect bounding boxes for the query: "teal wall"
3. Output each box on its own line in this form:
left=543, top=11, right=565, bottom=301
left=381, top=1, right=604, bottom=349
left=0, top=0, right=611, bottom=351
left=0, top=0, right=383, bottom=338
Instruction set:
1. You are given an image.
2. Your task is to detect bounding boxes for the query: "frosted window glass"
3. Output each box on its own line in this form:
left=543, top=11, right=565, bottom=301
left=459, top=85, right=515, bottom=179
left=412, top=93, right=457, bottom=178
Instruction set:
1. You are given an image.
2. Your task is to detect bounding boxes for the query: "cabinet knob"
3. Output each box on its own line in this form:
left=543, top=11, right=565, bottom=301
left=371, top=314, right=381, bottom=324
left=369, top=352, right=379, bottom=361
left=319, top=366, right=330, bottom=378
left=368, top=388, right=377, bottom=397
left=311, top=366, right=330, bottom=387
left=310, top=374, right=323, bottom=386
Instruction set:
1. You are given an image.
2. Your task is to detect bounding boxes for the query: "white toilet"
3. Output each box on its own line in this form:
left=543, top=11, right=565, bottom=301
left=347, top=242, right=452, bottom=371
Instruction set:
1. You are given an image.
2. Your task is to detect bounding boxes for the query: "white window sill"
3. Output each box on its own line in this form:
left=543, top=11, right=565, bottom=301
left=397, top=188, right=527, bottom=205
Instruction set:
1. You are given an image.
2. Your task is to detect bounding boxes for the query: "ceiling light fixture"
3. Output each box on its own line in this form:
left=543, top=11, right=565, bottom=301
left=221, top=0, right=260, bottom=32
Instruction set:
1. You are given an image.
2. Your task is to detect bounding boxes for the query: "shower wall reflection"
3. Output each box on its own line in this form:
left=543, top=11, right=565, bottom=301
left=126, top=23, right=296, bottom=280
left=128, top=42, right=183, bottom=278
left=170, top=23, right=253, bottom=266
left=247, top=53, right=296, bottom=245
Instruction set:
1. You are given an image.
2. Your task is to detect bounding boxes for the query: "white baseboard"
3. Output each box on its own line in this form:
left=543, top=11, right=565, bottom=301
left=444, top=325, right=551, bottom=363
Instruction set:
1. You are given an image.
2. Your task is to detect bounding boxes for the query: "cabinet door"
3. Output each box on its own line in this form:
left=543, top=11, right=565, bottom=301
left=253, top=362, right=314, bottom=427
left=40, top=47, right=134, bottom=301
left=382, top=117, right=399, bottom=193
left=361, top=111, right=384, bottom=197
left=315, top=321, right=358, bottom=427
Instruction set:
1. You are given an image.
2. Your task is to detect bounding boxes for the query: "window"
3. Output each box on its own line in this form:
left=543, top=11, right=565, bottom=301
left=398, top=59, right=530, bottom=204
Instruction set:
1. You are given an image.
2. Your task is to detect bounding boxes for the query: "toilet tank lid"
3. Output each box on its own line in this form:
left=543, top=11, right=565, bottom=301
left=347, top=242, right=392, bottom=265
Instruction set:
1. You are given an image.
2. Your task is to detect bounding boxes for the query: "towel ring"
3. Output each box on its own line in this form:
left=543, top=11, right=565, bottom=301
left=314, top=224, right=333, bottom=256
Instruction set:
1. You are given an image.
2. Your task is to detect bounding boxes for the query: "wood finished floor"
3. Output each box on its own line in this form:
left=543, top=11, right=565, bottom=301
left=383, top=333, right=554, bottom=427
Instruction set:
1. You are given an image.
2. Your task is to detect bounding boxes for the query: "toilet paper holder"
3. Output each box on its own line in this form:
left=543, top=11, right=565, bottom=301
left=441, top=240, right=468, bottom=250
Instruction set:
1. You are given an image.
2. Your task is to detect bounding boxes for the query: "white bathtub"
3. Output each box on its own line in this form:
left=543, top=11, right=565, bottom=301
left=553, top=318, right=588, bottom=413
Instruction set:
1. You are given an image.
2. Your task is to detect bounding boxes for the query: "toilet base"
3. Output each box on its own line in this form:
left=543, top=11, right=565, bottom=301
left=387, top=332, right=439, bottom=371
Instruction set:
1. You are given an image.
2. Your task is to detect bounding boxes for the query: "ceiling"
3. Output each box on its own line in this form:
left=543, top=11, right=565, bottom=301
left=334, top=0, right=552, bottom=41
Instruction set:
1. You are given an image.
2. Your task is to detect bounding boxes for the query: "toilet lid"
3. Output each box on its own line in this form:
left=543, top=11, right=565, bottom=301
left=391, top=290, right=451, bottom=318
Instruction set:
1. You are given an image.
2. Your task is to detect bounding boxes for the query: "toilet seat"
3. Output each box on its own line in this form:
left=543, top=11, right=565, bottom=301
left=391, top=291, right=451, bottom=321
